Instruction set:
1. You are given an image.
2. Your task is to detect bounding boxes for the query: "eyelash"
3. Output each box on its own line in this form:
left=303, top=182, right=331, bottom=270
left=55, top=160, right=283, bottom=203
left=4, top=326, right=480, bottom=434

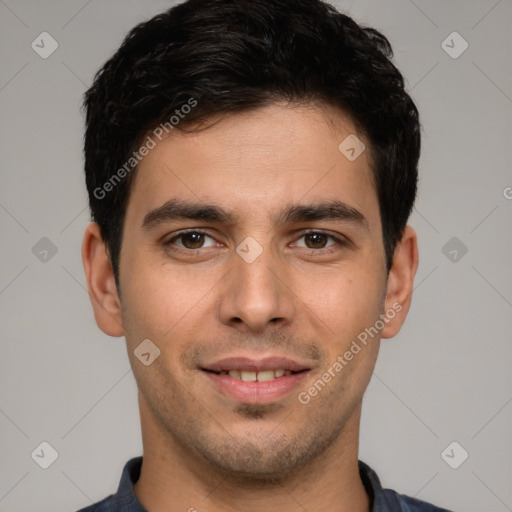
left=164, top=229, right=346, bottom=255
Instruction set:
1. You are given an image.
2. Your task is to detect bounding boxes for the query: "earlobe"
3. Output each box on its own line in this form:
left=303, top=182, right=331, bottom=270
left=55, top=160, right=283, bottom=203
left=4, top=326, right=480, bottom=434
left=381, top=225, right=419, bottom=339
left=81, top=222, right=125, bottom=337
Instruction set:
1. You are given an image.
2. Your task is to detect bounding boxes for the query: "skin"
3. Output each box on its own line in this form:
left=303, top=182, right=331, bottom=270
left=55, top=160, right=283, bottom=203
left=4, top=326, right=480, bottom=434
left=82, top=102, right=418, bottom=512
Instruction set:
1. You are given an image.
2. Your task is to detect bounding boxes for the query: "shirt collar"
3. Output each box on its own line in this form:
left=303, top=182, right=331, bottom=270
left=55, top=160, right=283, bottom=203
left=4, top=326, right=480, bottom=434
left=112, top=456, right=146, bottom=511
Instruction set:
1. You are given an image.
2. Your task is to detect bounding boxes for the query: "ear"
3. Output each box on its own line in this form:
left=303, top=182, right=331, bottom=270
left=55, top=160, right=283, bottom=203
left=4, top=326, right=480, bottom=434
left=381, top=225, right=419, bottom=339
left=81, top=222, right=125, bottom=337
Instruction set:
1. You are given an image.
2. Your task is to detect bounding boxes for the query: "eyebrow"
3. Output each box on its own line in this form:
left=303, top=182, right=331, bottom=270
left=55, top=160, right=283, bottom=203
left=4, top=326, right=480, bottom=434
left=142, top=198, right=369, bottom=231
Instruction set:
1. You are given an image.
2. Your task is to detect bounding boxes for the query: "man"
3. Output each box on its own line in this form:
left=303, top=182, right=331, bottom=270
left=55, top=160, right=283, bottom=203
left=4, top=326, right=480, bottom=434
left=79, top=0, right=452, bottom=510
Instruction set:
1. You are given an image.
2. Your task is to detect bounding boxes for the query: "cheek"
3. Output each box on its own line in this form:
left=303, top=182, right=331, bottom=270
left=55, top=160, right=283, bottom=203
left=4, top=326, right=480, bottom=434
left=119, top=252, right=218, bottom=347
left=297, top=268, right=384, bottom=341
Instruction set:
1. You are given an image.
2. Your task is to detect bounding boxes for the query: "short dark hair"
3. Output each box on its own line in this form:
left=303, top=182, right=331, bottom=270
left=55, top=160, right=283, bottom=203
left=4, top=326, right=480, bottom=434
left=83, top=0, right=420, bottom=290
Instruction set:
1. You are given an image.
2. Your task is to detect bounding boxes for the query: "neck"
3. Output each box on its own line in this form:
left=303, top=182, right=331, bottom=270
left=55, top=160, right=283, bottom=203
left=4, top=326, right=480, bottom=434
left=133, top=393, right=370, bottom=512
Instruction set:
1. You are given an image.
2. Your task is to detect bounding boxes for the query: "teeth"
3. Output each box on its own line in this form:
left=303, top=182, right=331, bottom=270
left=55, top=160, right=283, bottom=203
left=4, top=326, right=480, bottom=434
left=240, top=371, right=257, bottom=382
left=225, top=369, right=292, bottom=381
left=256, top=370, right=275, bottom=382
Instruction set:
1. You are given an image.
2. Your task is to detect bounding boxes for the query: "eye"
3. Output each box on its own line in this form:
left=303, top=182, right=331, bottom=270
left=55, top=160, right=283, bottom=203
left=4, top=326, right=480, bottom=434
left=166, top=230, right=218, bottom=250
left=293, top=231, right=341, bottom=250
left=164, top=229, right=346, bottom=255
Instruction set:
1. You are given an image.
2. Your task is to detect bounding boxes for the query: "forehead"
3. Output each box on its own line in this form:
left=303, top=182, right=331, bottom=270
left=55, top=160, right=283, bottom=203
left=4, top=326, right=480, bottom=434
left=125, top=103, right=379, bottom=228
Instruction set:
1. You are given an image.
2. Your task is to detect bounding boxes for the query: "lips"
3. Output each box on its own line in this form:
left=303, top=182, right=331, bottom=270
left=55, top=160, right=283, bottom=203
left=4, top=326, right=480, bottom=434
left=202, top=356, right=309, bottom=373
left=201, top=356, right=311, bottom=404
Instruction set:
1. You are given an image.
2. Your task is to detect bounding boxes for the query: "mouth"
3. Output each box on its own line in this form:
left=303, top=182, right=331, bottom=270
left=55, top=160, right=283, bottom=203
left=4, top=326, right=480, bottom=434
left=201, top=356, right=311, bottom=404
left=204, top=368, right=302, bottom=382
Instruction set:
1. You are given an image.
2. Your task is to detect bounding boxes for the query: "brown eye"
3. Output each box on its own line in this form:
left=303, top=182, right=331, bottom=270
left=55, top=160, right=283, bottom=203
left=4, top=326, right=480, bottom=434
left=166, top=230, right=217, bottom=250
left=294, top=231, right=339, bottom=251
left=303, top=232, right=330, bottom=249
left=180, top=232, right=206, bottom=249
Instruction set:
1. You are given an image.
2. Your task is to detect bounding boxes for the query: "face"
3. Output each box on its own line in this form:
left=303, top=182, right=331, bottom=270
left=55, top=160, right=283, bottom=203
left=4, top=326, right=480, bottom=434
left=84, top=103, right=416, bottom=483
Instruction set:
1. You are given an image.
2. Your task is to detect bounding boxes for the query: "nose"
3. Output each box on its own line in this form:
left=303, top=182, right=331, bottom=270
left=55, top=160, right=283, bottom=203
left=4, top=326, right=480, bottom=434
left=217, top=244, right=296, bottom=333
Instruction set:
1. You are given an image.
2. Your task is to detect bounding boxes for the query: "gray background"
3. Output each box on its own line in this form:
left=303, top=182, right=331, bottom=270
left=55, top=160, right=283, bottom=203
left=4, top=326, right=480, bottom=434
left=0, top=1, right=511, bottom=511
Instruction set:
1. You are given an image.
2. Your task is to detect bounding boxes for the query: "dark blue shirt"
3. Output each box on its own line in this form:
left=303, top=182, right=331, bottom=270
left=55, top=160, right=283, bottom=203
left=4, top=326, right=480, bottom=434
left=76, top=456, right=452, bottom=512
